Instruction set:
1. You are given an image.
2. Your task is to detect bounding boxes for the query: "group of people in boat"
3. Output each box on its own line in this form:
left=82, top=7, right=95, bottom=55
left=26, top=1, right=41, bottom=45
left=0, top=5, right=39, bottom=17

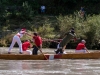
left=55, top=27, right=89, bottom=54
left=8, top=28, right=42, bottom=55
left=8, top=27, right=89, bottom=55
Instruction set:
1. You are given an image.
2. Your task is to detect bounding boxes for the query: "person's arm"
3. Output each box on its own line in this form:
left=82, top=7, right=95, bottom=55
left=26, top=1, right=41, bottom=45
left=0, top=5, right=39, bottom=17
left=29, top=43, right=33, bottom=48
left=25, top=32, right=33, bottom=37
left=84, top=47, right=89, bottom=53
left=57, top=43, right=60, bottom=49
left=74, top=33, right=76, bottom=36
left=40, top=44, right=42, bottom=49
left=73, top=33, right=77, bottom=41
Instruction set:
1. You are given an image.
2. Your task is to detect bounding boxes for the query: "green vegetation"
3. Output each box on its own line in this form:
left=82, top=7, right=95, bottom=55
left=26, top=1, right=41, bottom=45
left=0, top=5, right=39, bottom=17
left=0, top=0, right=100, bottom=49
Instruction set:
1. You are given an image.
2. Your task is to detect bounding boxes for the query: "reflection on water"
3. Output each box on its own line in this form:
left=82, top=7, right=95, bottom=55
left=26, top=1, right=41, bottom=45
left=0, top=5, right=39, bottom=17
left=0, top=59, right=100, bottom=75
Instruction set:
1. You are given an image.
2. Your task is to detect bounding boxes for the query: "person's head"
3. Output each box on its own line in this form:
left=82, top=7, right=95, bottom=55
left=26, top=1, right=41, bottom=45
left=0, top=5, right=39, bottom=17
left=25, top=40, right=30, bottom=42
left=33, top=32, right=38, bottom=36
left=81, top=7, right=84, bottom=11
left=25, top=39, right=33, bottom=43
left=21, top=28, right=26, bottom=31
left=81, top=40, right=86, bottom=44
left=19, top=28, right=26, bottom=34
left=70, top=27, right=74, bottom=30
left=70, top=27, right=75, bottom=34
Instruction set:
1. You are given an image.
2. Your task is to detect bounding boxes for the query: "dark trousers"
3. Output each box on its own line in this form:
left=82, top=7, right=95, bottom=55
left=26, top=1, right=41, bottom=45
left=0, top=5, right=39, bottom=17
left=55, top=48, right=63, bottom=54
left=32, top=46, right=40, bottom=55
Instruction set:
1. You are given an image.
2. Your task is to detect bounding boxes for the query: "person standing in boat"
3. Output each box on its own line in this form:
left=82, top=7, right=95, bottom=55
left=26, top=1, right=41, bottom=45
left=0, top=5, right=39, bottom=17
left=8, top=28, right=27, bottom=54
left=32, top=32, right=42, bottom=55
left=75, top=40, right=89, bottom=53
left=55, top=27, right=76, bottom=54
left=26, top=32, right=42, bottom=55
left=22, top=40, right=33, bottom=55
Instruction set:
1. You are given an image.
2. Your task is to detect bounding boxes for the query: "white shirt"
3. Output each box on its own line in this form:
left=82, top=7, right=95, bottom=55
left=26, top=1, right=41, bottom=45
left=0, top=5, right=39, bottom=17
left=57, top=43, right=60, bottom=49
left=16, top=31, right=25, bottom=38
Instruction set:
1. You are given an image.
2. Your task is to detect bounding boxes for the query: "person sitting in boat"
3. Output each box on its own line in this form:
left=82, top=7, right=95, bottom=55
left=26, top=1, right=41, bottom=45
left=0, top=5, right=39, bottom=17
left=55, top=27, right=76, bottom=54
left=22, top=40, right=33, bottom=55
left=75, top=40, right=89, bottom=53
left=8, top=28, right=27, bottom=54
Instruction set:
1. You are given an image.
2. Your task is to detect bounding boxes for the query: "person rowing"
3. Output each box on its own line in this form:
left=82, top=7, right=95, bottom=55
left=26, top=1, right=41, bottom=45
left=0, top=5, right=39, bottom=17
left=25, top=32, right=42, bottom=55
left=75, top=40, right=89, bottom=53
left=55, top=27, right=76, bottom=54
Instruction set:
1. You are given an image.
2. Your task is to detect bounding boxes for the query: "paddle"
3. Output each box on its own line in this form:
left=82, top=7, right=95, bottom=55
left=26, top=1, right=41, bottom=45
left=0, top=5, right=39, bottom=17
left=85, top=47, right=90, bottom=53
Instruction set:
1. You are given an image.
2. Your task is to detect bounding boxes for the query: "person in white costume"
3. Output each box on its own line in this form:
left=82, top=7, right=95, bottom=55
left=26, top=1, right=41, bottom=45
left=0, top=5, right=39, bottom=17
left=8, top=28, right=26, bottom=54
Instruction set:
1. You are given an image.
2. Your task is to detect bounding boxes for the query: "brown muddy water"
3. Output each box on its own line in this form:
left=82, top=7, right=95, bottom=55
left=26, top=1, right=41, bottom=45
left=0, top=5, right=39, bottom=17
left=0, top=47, right=100, bottom=75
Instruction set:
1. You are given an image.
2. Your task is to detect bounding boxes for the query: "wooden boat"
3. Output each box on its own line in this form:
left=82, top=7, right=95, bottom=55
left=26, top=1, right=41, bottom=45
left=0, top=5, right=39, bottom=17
left=0, top=52, right=100, bottom=60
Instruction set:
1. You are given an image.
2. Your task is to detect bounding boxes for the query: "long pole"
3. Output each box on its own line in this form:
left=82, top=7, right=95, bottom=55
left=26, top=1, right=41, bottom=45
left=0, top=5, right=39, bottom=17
left=39, top=48, right=48, bottom=60
left=35, top=45, right=48, bottom=60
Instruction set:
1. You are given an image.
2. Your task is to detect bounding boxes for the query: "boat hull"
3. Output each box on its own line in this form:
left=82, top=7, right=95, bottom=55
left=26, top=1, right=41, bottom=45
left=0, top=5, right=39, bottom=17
left=0, top=52, right=100, bottom=60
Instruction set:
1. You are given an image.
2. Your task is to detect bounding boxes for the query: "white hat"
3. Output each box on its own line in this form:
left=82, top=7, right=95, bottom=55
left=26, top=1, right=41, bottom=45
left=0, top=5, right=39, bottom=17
left=81, top=40, right=86, bottom=43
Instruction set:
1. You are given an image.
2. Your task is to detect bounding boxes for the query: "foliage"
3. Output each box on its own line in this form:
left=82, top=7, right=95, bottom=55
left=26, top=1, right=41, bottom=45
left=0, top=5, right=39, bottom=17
left=55, top=14, right=100, bottom=49
left=0, top=0, right=100, bottom=18
left=1, top=14, right=100, bottom=49
left=0, top=33, right=14, bottom=47
left=33, top=20, right=54, bottom=38
left=84, top=15, right=100, bottom=49
left=19, top=1, right=34, bottom=20
left=0, top=0, right=100, bottom=49
left=57, top=15, right=77, bottom=37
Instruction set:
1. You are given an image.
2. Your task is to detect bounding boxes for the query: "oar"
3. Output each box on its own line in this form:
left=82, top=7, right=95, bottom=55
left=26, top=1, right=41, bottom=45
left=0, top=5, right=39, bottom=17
left=35, top=45, right=48, bottom=60
left=39, top=48, right=48, bottom=60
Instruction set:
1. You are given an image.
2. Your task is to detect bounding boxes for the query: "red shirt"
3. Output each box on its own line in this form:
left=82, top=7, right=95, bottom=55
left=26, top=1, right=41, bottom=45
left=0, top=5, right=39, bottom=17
left=76, top=42, right=86, bottom=50
left=33, top=36, right=42, bottom=46
left=22, top=41, right=31, bottom=51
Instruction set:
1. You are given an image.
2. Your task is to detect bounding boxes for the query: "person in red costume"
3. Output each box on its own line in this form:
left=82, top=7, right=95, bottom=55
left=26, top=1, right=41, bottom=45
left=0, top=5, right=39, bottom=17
left=26, top=32, right=42, bottom=55
left=75, top=40, right=89, bottom=53
left=22, top=40, right=32, bottom=55
left=32, top=32, right=42, bottom=55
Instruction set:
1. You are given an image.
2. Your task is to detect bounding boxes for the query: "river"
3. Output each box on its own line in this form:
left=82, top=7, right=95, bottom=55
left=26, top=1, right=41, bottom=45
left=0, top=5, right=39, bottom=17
left=0, top=47, right=100, bottom=75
